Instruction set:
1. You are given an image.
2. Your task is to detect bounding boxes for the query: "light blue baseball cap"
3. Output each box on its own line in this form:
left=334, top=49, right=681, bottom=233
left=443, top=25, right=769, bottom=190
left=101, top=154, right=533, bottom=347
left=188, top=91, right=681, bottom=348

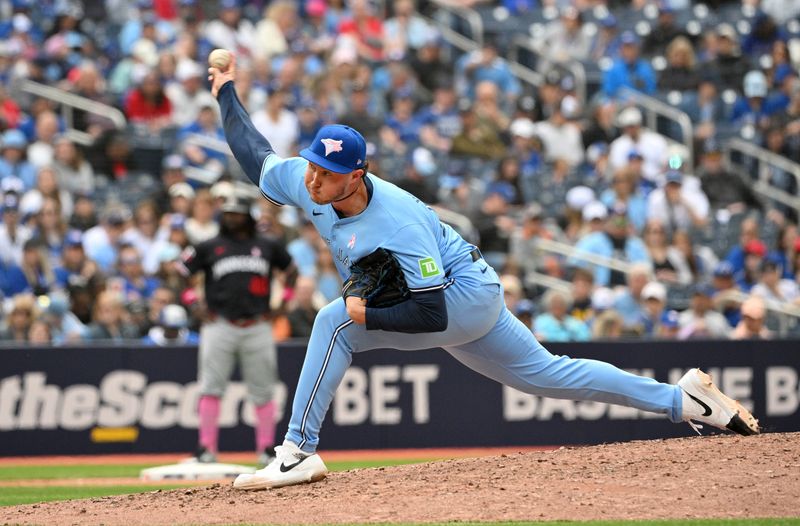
left=300, top=124, right=367, bottom=174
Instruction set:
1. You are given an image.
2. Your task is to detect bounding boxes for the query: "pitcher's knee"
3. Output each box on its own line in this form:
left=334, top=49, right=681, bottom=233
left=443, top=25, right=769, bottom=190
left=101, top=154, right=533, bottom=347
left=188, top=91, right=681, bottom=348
left=312, top=298, right=349, bottom=331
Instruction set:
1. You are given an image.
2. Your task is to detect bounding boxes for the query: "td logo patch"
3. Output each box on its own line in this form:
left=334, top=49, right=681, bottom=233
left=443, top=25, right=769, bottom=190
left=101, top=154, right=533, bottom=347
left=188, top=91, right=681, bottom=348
left=418, top=257, right=441, bottom=278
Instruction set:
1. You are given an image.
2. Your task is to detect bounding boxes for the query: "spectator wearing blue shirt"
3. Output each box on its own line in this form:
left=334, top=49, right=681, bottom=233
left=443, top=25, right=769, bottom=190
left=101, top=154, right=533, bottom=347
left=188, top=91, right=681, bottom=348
left=572, top=203, right=651, bottom=287
left=116, top=244, right=161, bottom=303
left=613, top=263, right=654, bottom=332
left=601, top=31, right=656, bottom=99
left=179, top=104, right=228, bottom=172
left=0, top=130, right=37, bottom=191
left=730, top=70, right=771, bottom=127
left=734, top=239, right=767, bottom=293
left=0, top=257, right=28, bottom=299
left=533, top=289, right=591, bottom=342
left=385, top=89, right=422, bottom=146
left=724, top=217, right=760, bottom=274
left=455, top=42, right=521, bottom=104
left=142, top=304, right=199, bottom=346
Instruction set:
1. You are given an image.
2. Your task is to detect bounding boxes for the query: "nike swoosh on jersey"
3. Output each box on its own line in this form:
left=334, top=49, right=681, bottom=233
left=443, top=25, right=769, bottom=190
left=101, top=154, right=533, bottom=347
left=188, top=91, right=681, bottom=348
left=279, top=456, right=309, bottom=472
left=312, top=210, right=323, bottom=216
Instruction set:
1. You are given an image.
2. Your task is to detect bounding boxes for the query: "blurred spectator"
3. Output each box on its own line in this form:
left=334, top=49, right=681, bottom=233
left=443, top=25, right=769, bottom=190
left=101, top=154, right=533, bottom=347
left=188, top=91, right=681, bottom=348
left=600, top=168, right=647, bottom=231
left=698, top=140, right=759, bottom=214
left=83, top=204, right=132, bottom=272
left=514, top=299, right=535, bottom=330
left=471, top=182, right=517, bottom=270
left=28, top=319, right=52, bottom=344
left=658, top=36, right=701, bottom=92
left=39, top=291, right=88, bottom=344
left=731, top=296, right=771, bottom=339
left=179, top=104, right=227, bottom=174
left=707, top=24, right=750, bottom=93
left=451, top=106, right=506, bottom=160
left=643, top=4, right=687, bottom=57
left=87, top=290, right=140, bottom=341
left=736, top=239, right=768, bottom=293
left=741, top=13, right=787, bottom=59
left=22, top=166, right=74, bottom=221
left=589, top=14, right=621, bottom=62
left=287, top=275, right=319, bottom=338
left=658, top=309, right=681, bottom=339
left=54, top=230, right=99, bottom=289
left=581, top=100, right=619, bottom=149
left=455, top=41, right=521, bottom=104
left=640, top=281, right=668, bottom=337
left=712, top=261, right=743, bottom=327
left=0, top=294, right=38, bottom=342
left=533, top=289, right=590, bottom=342
left=185, top=189, right=219, bottom=245
left=534, top=98, right=584, bottom=167
left=569, top=268, right=595, bottom=323
left=315, top=239, right=342, bottom=303
left=383, top=0, right=433, bottom=55
left=751, top=258, right=799, bottom=303
left=613, top=263, right=653, bottom=331
left=122, top=200, right=163, bottom=272
left=643, top=219, right=691, bottom=285
left=339, top=82, right=384, bottom=144
left=573, top=204, right=650, bottom=287
left=678, top=283, right=731, bottom=339
left=646, top=170, right=710, bottom=231
left=500, top=273, right=524, bottom=314
left=288, top=220, right=321, bottom=277
left=31, top=196, right=68, bottom=266
left=152, top=154, right=188, bottom=215
left=410, top=29, right=450, bottom=92
left=510, top=203, right=560, bottom=280
left=27, top=111, right=61, bottom=169
left=608, top=107, right=668, bottom=185
left=730, top=70, right=770, bottom=129
left=0, top=193, right=31, bottom=266
left=20, top=239, right=56, bottom=296
left=142, top=303, right=198, bottom=346
left=0, top=129, right=37, bottom=190
left=168, top=181, right=195, bottom=216
left=592, top=309, right=624, bottom=339
left=204, top=0, right=257, bottom=58
left=602, top=31, right=656, bottom=98
left=252, top=87, right=299, bottom=158
left=671, top=229, right=718, bottom=284
left=116, top=244, right=161, bottom=302
left=337, top=0, right=385, bottom=63
left=535, top=7, right=590, bottom=68
left=396, top=147, right=437, bottom=203
left=124, top=70, right=173, bottom=131
left=166, top=60, right=215, bottom=127
left=146, top=286, right=177, bottom=334
left=724, top=216, right=760, bottom=274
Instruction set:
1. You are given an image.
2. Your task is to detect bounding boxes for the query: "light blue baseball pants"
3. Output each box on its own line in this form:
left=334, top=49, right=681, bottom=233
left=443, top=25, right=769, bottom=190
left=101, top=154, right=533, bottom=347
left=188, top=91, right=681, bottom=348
left=286, top=260, right=683, bottom=452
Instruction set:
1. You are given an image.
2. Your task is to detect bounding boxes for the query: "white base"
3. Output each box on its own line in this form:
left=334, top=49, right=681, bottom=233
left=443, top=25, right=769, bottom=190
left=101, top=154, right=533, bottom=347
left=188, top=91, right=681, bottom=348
left=140, top=462, right=256, bottom=481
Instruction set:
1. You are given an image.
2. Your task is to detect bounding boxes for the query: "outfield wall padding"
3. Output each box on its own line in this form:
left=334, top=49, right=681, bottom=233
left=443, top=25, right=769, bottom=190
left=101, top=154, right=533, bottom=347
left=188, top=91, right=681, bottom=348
left=1, top=340, right=798, bottom=455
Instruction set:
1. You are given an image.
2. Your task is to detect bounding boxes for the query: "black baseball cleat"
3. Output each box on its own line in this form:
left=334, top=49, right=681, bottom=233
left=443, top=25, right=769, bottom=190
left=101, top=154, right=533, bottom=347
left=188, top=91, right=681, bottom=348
left=678, top=368, right=760, bottom=436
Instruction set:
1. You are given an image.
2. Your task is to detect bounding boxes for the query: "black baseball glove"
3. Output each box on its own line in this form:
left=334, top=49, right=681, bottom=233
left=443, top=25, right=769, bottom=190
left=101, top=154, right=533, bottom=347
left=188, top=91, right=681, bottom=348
left=342, top=248, right=410, bottom=308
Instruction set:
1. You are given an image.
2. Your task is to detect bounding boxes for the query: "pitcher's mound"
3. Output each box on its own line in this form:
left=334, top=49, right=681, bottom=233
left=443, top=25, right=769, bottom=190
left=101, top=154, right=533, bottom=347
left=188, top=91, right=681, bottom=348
left=4, top=432, right=799, bottom=526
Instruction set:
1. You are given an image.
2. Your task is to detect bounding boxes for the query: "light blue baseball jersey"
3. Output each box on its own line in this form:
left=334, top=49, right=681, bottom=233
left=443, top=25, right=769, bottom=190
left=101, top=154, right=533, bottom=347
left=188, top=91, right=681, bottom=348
left=258, top=155, right=475, bottom=291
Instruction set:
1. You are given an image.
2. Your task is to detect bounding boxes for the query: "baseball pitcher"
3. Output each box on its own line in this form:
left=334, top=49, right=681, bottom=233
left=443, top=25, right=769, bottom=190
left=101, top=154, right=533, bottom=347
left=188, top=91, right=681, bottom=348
left=207, top=54, right=759, bottom=490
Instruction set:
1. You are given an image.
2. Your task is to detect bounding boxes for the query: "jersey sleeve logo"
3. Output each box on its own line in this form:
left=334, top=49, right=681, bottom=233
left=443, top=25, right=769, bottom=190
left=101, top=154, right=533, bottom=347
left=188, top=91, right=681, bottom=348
left=418, top=257, right=441, bottom=278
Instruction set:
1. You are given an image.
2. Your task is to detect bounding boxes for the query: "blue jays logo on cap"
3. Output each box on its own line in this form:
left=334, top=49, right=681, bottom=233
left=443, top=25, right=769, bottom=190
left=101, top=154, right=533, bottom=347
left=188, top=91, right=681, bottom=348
left=300, top=125, right=367, bottom=174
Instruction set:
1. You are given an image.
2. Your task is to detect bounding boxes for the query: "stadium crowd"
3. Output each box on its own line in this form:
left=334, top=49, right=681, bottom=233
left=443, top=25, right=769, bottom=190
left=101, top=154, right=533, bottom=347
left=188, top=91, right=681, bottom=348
left=1, top=0, right=800, bottom=345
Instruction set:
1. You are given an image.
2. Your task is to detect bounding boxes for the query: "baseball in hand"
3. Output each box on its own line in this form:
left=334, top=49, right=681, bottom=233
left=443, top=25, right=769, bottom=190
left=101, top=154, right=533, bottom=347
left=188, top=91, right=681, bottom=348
left=208, top=49, right=232, bottom=71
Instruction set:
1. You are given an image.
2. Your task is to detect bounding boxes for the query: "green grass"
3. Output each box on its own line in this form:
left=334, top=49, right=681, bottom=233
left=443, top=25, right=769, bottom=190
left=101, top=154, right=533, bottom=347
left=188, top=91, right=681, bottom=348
left=0, top=459, right=426, bottom=481
left=0, top=485, right=187, bottom=506
left=0, top=459, right=430, bottom=506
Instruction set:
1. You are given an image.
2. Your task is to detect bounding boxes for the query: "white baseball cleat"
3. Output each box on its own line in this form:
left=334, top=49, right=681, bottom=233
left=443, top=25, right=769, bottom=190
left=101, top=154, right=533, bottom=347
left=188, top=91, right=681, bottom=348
left=678, top=368, right=760, bottom=436
left=233, top=441, right=327, bottom=490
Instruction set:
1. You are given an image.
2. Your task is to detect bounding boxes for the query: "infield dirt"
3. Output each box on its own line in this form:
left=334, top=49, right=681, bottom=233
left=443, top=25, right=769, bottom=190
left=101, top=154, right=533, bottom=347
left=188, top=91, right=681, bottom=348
left=3, top=432, right=799, bottom=526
